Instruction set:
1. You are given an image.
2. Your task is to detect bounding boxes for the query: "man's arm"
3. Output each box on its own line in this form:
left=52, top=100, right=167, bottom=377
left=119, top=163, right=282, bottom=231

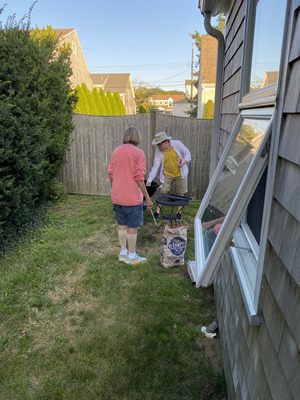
left=147, top=149, right=162, bottom=184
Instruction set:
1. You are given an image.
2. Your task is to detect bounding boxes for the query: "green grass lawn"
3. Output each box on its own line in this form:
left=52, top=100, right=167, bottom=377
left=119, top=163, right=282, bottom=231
left=0, top=195, right=226, bottom=400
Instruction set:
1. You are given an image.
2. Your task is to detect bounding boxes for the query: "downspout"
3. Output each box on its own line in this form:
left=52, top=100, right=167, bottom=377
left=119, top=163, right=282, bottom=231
left=203, top=12, right=225, bottom=179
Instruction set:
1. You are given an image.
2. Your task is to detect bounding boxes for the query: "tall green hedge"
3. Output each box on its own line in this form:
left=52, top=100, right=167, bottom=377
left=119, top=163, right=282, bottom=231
left=0, top=15, right=77, bottom=241
left=202, top=100, right=214, bottom=119
left=74, top=84, right=126, bottom=116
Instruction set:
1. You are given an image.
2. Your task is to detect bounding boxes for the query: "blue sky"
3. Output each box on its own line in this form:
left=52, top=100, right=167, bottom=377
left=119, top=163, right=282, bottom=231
left=1, top=0, right=214, bottom=92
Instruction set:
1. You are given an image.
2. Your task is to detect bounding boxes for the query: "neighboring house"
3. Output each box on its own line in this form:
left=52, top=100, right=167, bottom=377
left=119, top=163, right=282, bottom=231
left=262, top=71, right=279, bottom=88
left=145, top=94, right=185, bottom=114
left=53, top=30, right=135, bottom=115
left=172, top=98, right=192, bottom=117
left=197, top=34, right=218, bottom=118
left=91, top=73, right=136, bottom=115
left=191, top=1, right=300, bottom=399
left=53, top=29, right=94, bottom=92
left=185, top=79, right=198, bottom=99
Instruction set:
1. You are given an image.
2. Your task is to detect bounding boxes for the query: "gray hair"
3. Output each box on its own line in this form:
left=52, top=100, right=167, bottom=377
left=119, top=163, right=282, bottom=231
left=123, top=126, right=141, bottom=145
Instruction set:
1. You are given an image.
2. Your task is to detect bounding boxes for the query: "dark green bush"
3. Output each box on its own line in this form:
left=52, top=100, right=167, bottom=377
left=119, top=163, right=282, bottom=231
left=0, top=11, right=77, bottom=242
left=138, top=104, right=148, bottom=113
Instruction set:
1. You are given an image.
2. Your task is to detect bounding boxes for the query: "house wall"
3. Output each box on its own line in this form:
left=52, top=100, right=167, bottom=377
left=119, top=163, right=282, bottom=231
left=197, top=35, right=218, bottom=118
left=172, top=101, right=191, bottom=117
left=124, top=76, right=136, bottom=115
left=59, top=30, right=94, bottom=92
left=213, top=1, right=300, bottom=399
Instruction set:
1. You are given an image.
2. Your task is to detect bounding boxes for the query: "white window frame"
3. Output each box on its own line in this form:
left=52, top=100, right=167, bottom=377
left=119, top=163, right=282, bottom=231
left=193, top=109, right=274, bottom=325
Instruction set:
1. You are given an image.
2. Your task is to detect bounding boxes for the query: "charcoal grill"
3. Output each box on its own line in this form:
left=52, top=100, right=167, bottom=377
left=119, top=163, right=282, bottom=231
left=150, top=193, right=191, bottom=236
left=143, top=180, right=159, bottom=210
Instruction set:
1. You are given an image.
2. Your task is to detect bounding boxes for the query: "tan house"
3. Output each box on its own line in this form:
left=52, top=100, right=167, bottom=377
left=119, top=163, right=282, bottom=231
left=197, top=34, right=218, bottom=118
left=185, top=79, right=198, bottom=99
left=145, top=94, right=185, bottom=114
left=91, top=73, right=136, bottom=115
left=53, top=30, right=135, bottom=115
left=53, top=29, right=94, bottom=92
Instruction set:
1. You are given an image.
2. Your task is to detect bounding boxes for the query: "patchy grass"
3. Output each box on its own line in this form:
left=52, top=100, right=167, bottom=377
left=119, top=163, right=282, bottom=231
left=0, top=195, right=227, bottom=400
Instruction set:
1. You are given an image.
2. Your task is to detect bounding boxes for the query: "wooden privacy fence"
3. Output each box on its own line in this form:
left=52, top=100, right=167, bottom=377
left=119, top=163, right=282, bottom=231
left=60, top=111, right=212, bottom=200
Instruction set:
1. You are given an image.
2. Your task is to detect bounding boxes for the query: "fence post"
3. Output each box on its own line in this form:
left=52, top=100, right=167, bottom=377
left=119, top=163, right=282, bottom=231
left=150, top=108, right=158, bottom=163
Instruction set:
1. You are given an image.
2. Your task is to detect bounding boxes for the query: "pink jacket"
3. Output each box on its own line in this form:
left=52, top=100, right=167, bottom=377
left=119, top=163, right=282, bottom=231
left=108, top=144, right=146, bottom=206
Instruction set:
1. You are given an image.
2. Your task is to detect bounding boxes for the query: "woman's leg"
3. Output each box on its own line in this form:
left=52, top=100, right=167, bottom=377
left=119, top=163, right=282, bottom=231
left=117, top=225, right=128, bottom=253
left=127, top=227, right=138, bottom=255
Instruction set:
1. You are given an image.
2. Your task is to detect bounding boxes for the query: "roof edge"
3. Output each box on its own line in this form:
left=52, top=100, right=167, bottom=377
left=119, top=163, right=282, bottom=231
left=198, top=0, right=232, bottom=16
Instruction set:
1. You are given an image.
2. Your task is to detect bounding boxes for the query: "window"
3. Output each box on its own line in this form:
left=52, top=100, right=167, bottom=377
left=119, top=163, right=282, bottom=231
left=241, top=0, right=286, bottom=103
left=72, top=42, right=77, bottom=53
left=192, top=0, right=288, bottom=325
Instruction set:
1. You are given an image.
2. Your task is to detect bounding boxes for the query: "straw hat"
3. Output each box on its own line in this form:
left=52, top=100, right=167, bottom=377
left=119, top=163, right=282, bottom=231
left=152, top=131, right=172, bottom=145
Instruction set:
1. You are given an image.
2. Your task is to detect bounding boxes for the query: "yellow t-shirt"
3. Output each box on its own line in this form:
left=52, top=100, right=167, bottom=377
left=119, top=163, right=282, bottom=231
left=163, top=147, right=181, bottom=177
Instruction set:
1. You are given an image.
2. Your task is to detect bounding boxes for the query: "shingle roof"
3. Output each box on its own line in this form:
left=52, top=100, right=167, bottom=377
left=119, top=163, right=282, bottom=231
left=90, top=73, right=131, bottom=93
left=147, top=95, right=185, bottom=102
left=52, top=29, right=76, bottom=39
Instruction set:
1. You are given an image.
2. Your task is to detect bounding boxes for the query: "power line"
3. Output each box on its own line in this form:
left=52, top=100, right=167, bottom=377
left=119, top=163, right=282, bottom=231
left=155, top=69, right=191, bottom=82
left=89, top=62, right=190, bottom=72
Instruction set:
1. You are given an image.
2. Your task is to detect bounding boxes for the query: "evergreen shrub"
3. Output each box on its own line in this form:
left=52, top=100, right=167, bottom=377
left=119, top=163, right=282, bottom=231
left=0, top=13, right=77, bottom=242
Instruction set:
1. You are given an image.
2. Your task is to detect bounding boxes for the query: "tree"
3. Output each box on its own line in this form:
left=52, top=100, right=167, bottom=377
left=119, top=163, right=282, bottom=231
left=106, top=90, right=117, bottom=115
left=133, top=79, right=184, bottom=109
left=74, top=84, right=89, bottom=114
left=92, top=87, right=106, bottom=115
left=113, top=92, right=126, bottom=115
left=138, top=104, right=148, bottom=113
left=0, top=9, right=77, bottom=241
left=202, top=100, right=215, bottom=119
left=98, top=88, right=109, bottom=115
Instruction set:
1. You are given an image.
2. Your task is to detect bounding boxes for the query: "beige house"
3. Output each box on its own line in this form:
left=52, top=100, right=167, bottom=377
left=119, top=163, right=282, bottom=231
left=53, top=29, right=135, bottom=115
left=91, top=73, right=136, bottom=115
left=53, top=29, right=94, bottom=92
left=185, top=79, right=198, bottom=99
left=197, top=34, right=218, bottom=118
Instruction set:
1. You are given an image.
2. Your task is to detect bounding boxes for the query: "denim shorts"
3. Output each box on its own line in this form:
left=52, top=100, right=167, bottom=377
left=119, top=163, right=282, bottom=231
left=113, top=203, right=144, bottom=228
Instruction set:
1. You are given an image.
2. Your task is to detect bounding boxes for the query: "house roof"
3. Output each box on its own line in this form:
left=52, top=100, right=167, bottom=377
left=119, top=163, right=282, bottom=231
left=147, top=95, right=185, bottom=102
left=173, top=99, right=190, bottom=105
left=90, top=73, right=132, bottom=94
left=52, top=29, right=76, bottom=39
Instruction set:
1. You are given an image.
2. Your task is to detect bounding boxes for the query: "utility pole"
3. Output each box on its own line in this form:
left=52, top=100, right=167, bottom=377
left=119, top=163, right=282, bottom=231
left=191, top=42, right=194, bottom=100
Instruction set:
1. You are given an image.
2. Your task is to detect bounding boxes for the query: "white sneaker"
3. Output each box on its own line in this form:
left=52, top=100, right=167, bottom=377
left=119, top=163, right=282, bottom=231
left=124, top=253, right=147, bottom=265
left=119, top=250, right=128, bottom=262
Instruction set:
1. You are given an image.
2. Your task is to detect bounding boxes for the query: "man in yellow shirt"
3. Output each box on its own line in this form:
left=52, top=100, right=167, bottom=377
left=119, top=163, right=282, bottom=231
left=146, top=131, right=191, bottom=220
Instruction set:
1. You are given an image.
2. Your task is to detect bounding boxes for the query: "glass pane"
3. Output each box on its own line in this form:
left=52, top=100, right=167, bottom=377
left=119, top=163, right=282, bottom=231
left=201, top=118, right=269, bottom=258
left=246, top=166, right=268, bottom=244
left=250, top=0, right=286, bottom=91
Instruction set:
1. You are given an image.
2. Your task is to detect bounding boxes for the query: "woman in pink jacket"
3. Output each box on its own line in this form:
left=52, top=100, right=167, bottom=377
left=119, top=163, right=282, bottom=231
left=108, top=127, right=153, bottom=264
